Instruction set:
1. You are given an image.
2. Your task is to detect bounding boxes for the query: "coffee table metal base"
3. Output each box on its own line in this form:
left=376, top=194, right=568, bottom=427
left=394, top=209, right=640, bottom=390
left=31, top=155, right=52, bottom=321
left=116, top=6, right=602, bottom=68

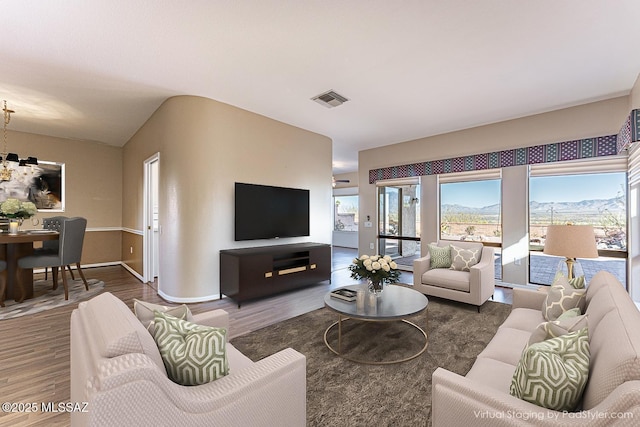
left=323, top=315, right=428, bottom=365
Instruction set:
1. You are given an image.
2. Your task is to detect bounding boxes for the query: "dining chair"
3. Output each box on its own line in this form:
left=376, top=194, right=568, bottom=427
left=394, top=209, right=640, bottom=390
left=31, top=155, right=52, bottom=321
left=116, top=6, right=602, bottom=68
left=18, top=217, right=88, bottom=300
left=0, top=260, right=6, bottom=307
left=38, top=216, right=76, bottom=280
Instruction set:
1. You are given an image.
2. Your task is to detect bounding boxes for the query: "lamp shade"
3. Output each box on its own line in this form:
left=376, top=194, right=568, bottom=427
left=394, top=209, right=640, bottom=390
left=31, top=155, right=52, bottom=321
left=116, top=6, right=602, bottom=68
left=543, top=225, right=599, bottom=259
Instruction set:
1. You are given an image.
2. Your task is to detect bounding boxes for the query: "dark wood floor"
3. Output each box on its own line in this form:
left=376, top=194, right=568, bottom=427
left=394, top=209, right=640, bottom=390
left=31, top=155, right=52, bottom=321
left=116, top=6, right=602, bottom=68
left=0, top=247, right=512, bottom=426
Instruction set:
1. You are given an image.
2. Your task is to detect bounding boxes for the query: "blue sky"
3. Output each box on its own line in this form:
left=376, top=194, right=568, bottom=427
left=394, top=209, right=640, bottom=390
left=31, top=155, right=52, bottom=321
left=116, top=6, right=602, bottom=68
left=529, top=173, right=625, bottom=203
left=440, top=173, right=625, bottom=207
left=441, top=180, right=501, bottom=207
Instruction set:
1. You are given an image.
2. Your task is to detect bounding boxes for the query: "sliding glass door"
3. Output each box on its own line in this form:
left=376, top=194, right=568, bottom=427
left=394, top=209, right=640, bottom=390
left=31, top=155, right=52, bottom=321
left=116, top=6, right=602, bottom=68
left=377, top=182, right=420, bottom=269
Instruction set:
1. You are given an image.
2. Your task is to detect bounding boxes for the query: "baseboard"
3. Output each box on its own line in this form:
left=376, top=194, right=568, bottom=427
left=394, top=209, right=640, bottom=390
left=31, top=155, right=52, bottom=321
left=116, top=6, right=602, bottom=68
left=120, top=262, right=145, bottom=282
left=157, top=287, right=221, bottom=303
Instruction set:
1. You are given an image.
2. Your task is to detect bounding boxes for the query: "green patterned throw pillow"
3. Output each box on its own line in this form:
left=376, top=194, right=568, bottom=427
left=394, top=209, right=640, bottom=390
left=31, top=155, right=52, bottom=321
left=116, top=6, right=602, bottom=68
left=511, top=328, right=590, bottom=411
left=542, top=274, right=586, bottom=321
left=554, top=271, right=586, bottom=289
left=449, top=245, right=480, bottom=272
left=428, top=243, right=451, bottom=269
left=153, top=311, right=229, bottom=386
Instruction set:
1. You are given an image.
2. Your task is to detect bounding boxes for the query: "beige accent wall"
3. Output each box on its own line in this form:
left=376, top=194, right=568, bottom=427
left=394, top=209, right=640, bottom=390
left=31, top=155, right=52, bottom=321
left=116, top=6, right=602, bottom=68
left=6, top=130, right=123, bottom=265
left=121, top=231, right=143, bottom=275
left=358, top=96, right=631, bottom=257
left=123, top=95, right=332, bottom=302
left=83, top=230, right=122, bottom=265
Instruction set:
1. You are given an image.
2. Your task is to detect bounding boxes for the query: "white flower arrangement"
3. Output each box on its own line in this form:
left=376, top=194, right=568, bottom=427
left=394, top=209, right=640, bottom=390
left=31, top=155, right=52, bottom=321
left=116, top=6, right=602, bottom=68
left=0, top=198, right=38, bottom=219
left=348, top=254, right=400, bottom=287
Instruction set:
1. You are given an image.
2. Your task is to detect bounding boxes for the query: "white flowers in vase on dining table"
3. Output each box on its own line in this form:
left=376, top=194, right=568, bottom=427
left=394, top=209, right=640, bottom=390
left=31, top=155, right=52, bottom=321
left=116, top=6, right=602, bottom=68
left=0, top=198, right=37, bottom=219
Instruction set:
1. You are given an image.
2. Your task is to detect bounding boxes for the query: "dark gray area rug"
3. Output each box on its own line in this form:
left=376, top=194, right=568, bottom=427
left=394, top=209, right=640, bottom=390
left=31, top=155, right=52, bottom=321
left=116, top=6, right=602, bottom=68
left=231, top=297, right=512, bottom=426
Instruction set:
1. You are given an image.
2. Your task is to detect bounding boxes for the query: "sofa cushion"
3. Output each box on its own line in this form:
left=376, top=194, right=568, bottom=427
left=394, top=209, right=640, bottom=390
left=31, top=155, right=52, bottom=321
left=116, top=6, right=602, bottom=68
left=428, top=243, right=451, bottom=269
left=584, top=283, right=616, bottom=331
left=133, top=299, right=193, bottom=334
left=153, top=311, right=229, bottom=386
left=81, top=292, right=165, bottom=372
left=477, top=327, right=532, bottom=366
left=500, top=308, right=545, bottom=333
left=510, top=327, right=590, bottom=411
left=421, top=268, right=470, bottom=292
left=449, top=244, right=480, bottom=272
left=581, top=286, right=640, bottom=409
left=542, top=274, right=586, bottom=321
left=466, top=357, right=517, bottom=393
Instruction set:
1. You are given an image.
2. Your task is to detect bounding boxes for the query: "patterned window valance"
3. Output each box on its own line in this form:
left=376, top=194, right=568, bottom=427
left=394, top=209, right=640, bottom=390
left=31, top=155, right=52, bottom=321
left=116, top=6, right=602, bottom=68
left=369, top=109, right=640, bottom=184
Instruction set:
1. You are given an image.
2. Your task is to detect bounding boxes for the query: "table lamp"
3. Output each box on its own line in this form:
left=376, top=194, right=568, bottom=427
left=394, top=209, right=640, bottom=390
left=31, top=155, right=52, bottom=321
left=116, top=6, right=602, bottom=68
left=543, top=224, right=598, bottom=279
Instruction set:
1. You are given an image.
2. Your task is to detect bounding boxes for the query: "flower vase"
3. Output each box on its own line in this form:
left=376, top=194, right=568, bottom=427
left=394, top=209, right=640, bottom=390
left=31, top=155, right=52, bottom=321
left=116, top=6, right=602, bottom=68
left=368, top=279, right=384, bottom=295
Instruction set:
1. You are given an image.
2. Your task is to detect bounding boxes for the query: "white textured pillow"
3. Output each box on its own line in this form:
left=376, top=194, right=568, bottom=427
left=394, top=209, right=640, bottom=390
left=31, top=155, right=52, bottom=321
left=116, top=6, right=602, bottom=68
left=134, top=299, right=192, bottom=334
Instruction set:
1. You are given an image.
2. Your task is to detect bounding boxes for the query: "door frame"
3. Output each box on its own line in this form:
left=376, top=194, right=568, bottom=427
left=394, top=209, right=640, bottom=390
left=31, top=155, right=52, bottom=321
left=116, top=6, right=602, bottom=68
left=143, top=152, right=160, bottom=283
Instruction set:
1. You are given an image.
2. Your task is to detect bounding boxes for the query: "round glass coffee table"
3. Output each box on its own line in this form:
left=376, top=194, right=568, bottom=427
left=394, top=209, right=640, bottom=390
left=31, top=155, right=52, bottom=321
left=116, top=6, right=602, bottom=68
left=323, top=284, right=429, bottom=365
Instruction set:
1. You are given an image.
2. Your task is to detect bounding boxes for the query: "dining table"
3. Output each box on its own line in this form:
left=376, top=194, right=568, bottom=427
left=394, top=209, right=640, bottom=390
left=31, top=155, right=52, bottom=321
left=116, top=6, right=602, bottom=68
left=0, top=230, right=59, bottom=303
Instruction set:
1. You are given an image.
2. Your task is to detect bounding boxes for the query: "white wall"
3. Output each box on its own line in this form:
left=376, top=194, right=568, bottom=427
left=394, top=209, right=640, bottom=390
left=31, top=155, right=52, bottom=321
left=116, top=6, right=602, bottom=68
left=501, top=166, right=529, bottom=284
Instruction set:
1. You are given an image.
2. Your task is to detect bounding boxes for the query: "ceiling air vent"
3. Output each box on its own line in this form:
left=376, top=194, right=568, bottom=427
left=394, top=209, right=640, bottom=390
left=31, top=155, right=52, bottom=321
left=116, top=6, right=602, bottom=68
left=311, top=90, right=349, bottom=108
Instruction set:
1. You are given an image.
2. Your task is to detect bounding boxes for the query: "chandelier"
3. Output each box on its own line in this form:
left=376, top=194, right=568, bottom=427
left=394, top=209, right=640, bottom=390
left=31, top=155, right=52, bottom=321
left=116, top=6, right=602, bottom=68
left=1, top=100, right=37, bottom=181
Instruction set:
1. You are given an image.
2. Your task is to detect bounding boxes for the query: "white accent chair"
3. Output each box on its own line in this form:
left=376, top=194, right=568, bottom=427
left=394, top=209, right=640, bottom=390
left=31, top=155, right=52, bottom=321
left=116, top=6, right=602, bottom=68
left=413, top=240, right=495, bottom=311
left=70, top=292, right=307, bottom=426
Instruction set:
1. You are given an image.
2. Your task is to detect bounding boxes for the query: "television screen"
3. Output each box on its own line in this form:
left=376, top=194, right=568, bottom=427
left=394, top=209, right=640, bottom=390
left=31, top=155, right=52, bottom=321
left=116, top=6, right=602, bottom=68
left=235, top=182, right=310, bottom=241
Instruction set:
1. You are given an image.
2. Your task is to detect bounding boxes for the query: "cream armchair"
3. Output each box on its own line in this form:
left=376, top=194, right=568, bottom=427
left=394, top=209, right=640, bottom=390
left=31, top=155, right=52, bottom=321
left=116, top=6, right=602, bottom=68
left=70, top=292, right=306, bottom=426
left=413, top=240, right=495, bottom=311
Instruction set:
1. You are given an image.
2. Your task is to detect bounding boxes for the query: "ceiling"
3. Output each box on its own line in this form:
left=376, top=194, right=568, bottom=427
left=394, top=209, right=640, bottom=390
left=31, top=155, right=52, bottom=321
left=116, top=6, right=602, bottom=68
left=2, top=1, right=640, bottom=174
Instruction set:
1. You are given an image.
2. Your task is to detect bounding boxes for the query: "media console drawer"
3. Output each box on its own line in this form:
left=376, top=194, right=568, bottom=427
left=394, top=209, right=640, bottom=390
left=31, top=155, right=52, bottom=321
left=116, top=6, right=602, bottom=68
left=220, top=243, right=331, bottom=307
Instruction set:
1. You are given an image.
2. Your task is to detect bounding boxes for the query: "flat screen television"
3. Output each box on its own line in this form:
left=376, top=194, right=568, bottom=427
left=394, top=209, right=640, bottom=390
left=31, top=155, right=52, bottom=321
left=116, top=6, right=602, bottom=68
left=235, top=182, right=310, bottom=241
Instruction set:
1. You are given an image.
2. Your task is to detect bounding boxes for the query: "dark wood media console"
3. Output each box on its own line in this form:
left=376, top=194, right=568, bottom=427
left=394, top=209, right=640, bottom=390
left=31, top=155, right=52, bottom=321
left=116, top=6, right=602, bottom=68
left=220, top=242, right=331, bottom=307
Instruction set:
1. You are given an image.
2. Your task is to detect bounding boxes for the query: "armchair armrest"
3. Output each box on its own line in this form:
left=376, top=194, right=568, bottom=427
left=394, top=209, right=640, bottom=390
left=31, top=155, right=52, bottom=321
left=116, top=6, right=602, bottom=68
left=88, top=348, right=306, bottom=427
left=512, top=287, right=547, bottom=310
left=468, top=247, right=495, bottom=304
left=433, top=367, right=545, bottom=426
left=192, top=309, right=229, bottom=330
left=432, top=368, right=640, bottom=426
left=413, top=254, right=431, bottom=286
left=473, top=246, right=494, bottom=270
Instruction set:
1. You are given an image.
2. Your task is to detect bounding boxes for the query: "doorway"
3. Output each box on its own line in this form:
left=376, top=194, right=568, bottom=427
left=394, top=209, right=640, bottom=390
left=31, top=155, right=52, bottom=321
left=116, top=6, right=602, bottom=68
left=143, top=153, right=160, bottom=283
left=377, top=181, right=421, bottom=269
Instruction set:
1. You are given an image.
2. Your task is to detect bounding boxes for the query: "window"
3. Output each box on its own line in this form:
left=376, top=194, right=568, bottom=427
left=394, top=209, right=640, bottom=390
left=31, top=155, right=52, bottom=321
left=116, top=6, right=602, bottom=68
left=334, top=195, right=358, bottom=232
left=439, top=177, right=502, bottom=280
left=529, top=171, right=627, bottom=285
left=440, top=180, right=502, bottom=244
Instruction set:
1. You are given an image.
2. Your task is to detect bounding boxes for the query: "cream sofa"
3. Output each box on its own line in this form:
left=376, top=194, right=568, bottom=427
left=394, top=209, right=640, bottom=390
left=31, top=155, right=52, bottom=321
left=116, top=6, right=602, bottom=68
left=70, top=292, right=306, bottom=426
left=413, top=240, right=495, bottom=311
left=432, top=271, right=640, bottom=426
